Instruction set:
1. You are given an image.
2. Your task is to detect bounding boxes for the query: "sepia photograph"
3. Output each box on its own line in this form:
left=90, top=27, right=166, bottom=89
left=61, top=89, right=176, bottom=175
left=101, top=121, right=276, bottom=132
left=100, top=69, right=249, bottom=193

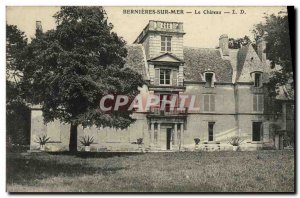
left=6, top=6, right=295, bottom=193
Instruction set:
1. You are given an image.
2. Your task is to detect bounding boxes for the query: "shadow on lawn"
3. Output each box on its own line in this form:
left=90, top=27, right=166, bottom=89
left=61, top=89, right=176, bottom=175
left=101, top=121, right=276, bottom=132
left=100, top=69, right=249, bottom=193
left=6, top=154, right=127, bottom=185
left=48, top=151, right=144, bottom=159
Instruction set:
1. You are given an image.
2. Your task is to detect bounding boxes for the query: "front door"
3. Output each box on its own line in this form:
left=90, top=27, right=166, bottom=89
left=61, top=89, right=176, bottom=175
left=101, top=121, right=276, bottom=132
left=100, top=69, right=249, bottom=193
left=166, top=128, right=172, bottom=150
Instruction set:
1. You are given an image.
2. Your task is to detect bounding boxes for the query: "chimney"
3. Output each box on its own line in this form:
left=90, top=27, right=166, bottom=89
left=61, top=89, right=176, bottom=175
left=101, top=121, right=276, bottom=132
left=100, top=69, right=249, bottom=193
left=35, top=21, right=43, bottom=37
left=219, top=34, right=229, bottom=56
left=256, top=32, right=267, bottom=63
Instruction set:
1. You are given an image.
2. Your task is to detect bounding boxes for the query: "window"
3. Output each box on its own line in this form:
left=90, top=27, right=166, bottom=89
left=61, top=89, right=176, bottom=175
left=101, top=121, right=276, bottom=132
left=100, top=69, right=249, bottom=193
left=205, top=73, right=214, bottom=88
left=160, top=69, right=171, bottom=85
left=203, top=94, right=215, bottom=112
left=208, top=122, right=215, bottom=141
left=161, top=36, right=172, bottom=52
left=252, top=122, right=263, bottom=141
left=254, top=73, right=262, bottom=87
left=253, top=94, right=263, bottom=112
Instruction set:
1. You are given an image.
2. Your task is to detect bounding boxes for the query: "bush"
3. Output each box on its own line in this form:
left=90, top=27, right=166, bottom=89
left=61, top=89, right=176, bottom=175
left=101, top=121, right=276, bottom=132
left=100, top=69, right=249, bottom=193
left=35, top=135, right=51, bottom=146
left=80, top=136, right=94, bottom=146
left=228, top=136, right=243, bottom=146
left=137, top=138, right=143, bottom=145
left=194, top=138, right=200, bottom=145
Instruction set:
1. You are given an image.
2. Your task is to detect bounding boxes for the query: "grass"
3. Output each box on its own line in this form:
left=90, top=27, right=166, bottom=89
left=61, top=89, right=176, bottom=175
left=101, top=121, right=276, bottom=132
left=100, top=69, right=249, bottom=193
left=7, top=150, right=294, bottom=192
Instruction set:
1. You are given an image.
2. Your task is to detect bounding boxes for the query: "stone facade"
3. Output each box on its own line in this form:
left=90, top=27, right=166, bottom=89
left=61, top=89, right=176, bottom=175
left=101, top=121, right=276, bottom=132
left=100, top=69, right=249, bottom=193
left=30, top=20, right=276, bottom=152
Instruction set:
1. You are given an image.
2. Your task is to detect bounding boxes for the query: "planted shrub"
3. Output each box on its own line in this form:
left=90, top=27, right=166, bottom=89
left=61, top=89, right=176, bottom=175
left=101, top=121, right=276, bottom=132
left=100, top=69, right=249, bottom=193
left=137, top=138, right=143, bottom=145
left=194, top=138, right=200, bottom=145
left=228, top=136, right=244, bottom=146
left=80, top=136, right=94, bottom=146
left=35, top=135, right=50, bottom=146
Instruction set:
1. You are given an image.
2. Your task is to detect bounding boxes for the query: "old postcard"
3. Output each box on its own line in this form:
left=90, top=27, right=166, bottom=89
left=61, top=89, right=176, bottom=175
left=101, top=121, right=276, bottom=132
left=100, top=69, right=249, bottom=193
left=6, top=6, right=295, bottom=192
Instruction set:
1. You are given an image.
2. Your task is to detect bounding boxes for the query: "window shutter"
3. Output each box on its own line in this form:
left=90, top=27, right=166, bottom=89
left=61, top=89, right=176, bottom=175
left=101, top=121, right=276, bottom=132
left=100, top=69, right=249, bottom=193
left=260, top=122, right=264, bottom=140
left=161, top=36, right=165, bottom=51
left=172, top=70, right=178, bottom=86
left=154, top=69, right=159, bottom=85
left=253, top=95, right=257, bottom=112
left=204, top=95, right=209, bottom=112
left=210, top=95, right=215, bottom=112
left=167, top=37, right=172, bottom=52
left=258, top=95, right=263, bottom=112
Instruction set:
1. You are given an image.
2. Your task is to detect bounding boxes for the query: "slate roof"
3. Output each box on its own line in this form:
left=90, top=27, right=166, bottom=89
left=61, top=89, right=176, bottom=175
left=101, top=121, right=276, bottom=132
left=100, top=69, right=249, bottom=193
left=183, top=47, right=233, bottom=82
left=235, top=45, right=250, bottom=81
left=124, top=44, right=148, bottom=79
left=125, top=45, right=263, bottom=84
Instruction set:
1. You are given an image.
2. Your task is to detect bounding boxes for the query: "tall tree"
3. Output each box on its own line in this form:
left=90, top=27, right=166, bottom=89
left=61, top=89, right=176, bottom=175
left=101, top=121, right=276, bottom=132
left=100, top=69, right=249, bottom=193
left=6, top=24, right=31, bottom=145
left=253, top=13, right=293, bottom=96
left=228, top=36, right=251, bottom=49
left=6, top=24, right=28, bottom=84
left=21, top=7, right=145, bottom=152
left=253, top=12, right=294, bottom=146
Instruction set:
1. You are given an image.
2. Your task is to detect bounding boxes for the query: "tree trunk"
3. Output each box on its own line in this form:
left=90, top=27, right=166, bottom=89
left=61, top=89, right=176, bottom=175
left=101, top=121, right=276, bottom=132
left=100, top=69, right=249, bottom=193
left=69, top=123, right=78, bottom=153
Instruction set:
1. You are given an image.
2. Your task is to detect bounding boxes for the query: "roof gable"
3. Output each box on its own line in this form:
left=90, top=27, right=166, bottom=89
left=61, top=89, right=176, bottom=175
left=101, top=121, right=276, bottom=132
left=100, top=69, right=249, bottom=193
left=236, top=44, right=265, bottom=82
left=149, top=52, right=184, bottom=63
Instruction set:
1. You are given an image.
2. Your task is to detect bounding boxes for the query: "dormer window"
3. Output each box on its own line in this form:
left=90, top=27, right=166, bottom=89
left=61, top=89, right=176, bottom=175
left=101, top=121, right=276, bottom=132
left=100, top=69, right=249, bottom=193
left=161, top=36, right=172, bottom=52
left=253, top=72, right=262, bottom=87
left=204, top=72, right=215, bottom=88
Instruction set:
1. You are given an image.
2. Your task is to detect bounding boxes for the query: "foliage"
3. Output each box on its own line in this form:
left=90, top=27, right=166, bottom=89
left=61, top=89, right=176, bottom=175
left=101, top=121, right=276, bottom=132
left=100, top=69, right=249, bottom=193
left=228, top=136, right=244, bottom=146
left=228, top=36, right=251, bottom=49
left=6, top=100, right=31, bottom=145
left=253, top=14, right=292, bottom=73
left=17, top=7, right=145, bottom=151
left=6, top=24, right=28, bottom=80
left=253, top=13, right=293, bottom=96
left=253, top=13, right=294, bottom=145
left=137, top=138, right=143, bottom=145
left=6, top=24, right=28, bottom=113
left=269, top=123, right=281, bottom=136
left=194, top=138, right=200, bottom=145
left=35, top=135, right=51, bottom=145
left=80, top=136, right=94, bottom=146
left=283, top=135, right=294, bottom=148
left=6, top=24, right=31, bottom=145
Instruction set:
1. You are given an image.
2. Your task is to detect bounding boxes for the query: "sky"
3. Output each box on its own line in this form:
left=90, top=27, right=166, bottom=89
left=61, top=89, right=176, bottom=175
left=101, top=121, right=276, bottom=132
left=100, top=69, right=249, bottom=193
left=6, top=6, right=286, bottom=48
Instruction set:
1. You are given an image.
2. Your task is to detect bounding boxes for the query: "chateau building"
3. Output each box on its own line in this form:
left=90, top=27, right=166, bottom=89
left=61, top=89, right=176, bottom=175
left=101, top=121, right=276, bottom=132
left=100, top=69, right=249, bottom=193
left=30, top=20, right=277, bottom=152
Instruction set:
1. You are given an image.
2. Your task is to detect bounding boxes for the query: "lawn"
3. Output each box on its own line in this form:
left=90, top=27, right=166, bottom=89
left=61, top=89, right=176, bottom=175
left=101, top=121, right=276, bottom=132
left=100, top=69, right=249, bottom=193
left=7, top=150, right=294, bottom=192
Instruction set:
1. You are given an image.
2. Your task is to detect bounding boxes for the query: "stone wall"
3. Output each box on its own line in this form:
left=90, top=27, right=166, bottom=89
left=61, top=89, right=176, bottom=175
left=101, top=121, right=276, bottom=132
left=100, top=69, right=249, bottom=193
left=30, top=111, right=148, bottom=152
